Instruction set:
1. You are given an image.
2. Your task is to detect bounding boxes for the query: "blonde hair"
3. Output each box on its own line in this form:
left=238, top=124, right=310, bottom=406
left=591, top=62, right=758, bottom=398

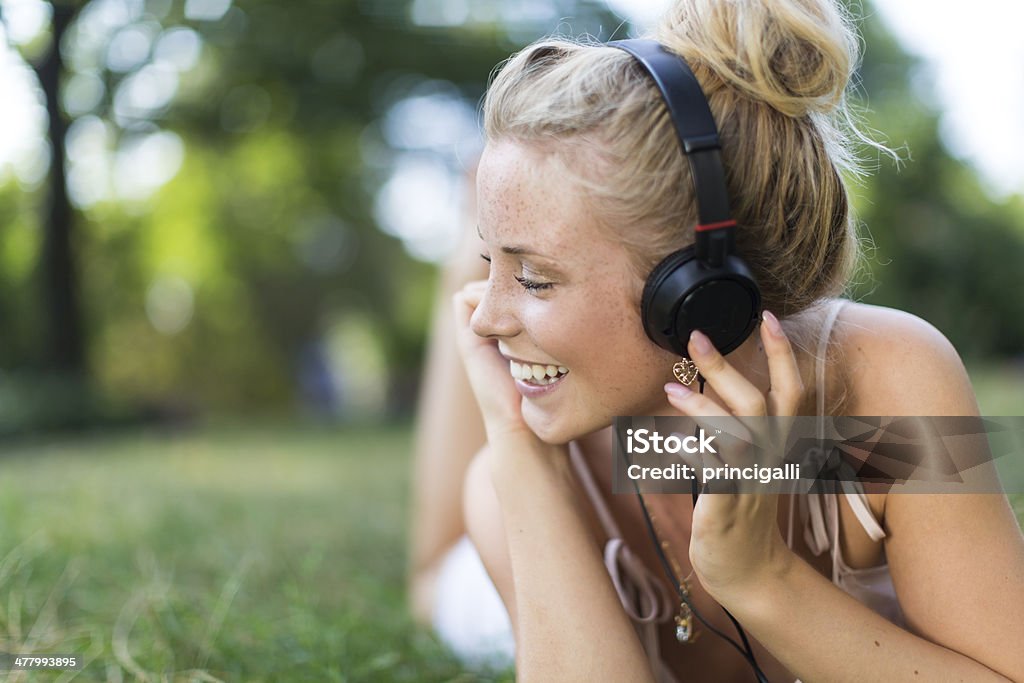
left=482, top=0, right=892, bottom=330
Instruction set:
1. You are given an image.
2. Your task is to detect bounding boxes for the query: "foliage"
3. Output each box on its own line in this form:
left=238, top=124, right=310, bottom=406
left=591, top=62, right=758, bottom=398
left=849, top=11, right=1024, bottom=357
left=0, top=0, right=1021, bottom=428
left=0, top=0, right=621, bottom=422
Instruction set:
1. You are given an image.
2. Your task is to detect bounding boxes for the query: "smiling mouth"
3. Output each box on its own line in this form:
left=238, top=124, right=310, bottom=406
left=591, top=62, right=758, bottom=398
left=509, top=360, right=569, bottom=386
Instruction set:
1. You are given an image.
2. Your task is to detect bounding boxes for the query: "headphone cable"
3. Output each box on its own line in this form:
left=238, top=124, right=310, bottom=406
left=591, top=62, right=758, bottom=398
left=628, top=373, right=771, bottom=683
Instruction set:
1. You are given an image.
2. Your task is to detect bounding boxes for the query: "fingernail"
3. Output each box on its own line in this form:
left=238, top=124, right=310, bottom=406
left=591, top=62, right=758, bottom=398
left=665, top=383, right=692, bottom=399
left=689, top=330, right=712, bottom=355
left=762, top=310, right=783, bottom=337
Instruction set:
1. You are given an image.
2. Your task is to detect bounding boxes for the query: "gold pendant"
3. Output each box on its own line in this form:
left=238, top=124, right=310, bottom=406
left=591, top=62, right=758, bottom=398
left=675, top=602, right=695, bottom=643
left=672, top=358, right=698, bottom=386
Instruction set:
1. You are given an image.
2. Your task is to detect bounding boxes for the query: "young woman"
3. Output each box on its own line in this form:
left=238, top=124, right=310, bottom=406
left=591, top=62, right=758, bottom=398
left=411, top=0, right=1024, bottom=680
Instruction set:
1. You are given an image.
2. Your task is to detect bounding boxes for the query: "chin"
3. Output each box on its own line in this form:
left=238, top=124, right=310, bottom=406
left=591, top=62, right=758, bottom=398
left=521, top=400, right=608, bottom=446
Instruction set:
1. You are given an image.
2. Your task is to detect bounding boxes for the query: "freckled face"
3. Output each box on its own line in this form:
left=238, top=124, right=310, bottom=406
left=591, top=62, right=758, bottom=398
left=470, top=140, right=678, bottom=444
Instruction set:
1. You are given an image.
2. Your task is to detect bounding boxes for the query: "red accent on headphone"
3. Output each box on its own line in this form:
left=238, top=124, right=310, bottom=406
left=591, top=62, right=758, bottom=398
left=695, top=219, right=737, bottom=232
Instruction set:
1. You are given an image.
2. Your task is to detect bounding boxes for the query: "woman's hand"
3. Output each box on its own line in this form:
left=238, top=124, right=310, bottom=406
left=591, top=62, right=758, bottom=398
left=451, top=280, right=534, bottom=443
left=664, top=311, right=801, bottom=606
left=453, top=282, right=573, bottom=498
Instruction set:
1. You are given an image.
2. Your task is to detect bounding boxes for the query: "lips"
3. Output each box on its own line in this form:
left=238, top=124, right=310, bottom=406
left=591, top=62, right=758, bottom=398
left=511, top=368, right=568, bottom=398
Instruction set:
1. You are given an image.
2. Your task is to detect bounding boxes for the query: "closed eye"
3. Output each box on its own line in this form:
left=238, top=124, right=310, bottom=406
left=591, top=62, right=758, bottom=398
left=481, top=254, right=553, bottom=292
left=514, top=274, right=553, bottom=291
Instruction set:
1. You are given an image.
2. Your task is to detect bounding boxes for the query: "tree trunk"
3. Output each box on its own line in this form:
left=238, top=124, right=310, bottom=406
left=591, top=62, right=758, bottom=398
left=34, top=2, right=85, bottom=374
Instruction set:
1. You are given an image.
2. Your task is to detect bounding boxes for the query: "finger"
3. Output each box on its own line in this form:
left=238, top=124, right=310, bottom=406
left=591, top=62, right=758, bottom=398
left=452, top=280, right=488, bottom=325
left=667, top=429, right=724, bottom=479
left=454, top=280, right=487, bottom=310
left=452, top=289, right=473, bottom=333
left=665, top=395, right=757, bottom=466
left=665, top=385, right=758, bottom=440
left=463, top=278, right=488, bottom=294
left=759, top=310, right=804, bottom=417
left=452, top=286, right=488, bottom=353
left=664, top=382, right=731, bottom=419
left=666, top=385, right=772, bottom=494
left=687, top=330, right=767, bottom=416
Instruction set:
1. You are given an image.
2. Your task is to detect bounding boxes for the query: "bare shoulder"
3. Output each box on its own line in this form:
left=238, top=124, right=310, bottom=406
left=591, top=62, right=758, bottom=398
left=832, top=301, right=980, bottom=416
left=832, top=304, right=1024, bottom=680
left=827, top=301, right=984, bottom=534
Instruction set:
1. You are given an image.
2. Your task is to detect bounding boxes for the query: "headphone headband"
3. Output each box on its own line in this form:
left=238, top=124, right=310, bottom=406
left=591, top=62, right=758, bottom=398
left=609, top=39, right=735, bottom=266
left=608, top=38, right=761, bottom=357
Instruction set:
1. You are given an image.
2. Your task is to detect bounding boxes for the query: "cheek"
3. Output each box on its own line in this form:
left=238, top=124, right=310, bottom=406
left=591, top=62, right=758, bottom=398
left=557, top=305, right=672, bottom=405
left=581, top=302, right=675, bottom=405
left=596, top=346, right=672, bottom=407
left=518, top=303, right=675, bottom=442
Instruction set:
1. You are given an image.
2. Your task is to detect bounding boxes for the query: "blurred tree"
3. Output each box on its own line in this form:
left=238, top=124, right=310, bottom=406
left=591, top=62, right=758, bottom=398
left=1, top=0, right=87, bottom=374
left=37, top=2, right=88, bottom=373
left=0, top=0, right=621, bottom=422
left=0, top=0, right=1020, bottom=431
left=849, top=9, right=1024, bottom=357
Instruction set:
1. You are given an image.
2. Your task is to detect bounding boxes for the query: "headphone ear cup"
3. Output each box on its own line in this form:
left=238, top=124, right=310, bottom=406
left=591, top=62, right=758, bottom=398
left=641, top=245, right=699, bottom=357
left=642, top=246, right=761, bottom=357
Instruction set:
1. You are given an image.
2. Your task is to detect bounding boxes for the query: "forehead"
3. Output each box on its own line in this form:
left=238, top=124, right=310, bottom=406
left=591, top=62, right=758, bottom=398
left=476, top=140, right=597, bottom=250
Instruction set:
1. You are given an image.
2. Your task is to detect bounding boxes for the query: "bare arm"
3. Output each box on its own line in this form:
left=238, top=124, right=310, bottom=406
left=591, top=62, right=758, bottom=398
left=452, top=278, right=656, bottom=682
left=407, top=174, right=490, bottom=623
left=465, top=437, right=657, bottom=683
left=713, top=308, right=1024, bottom=682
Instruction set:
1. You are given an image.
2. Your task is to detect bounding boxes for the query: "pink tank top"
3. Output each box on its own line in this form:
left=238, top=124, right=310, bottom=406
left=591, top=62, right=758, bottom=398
left=567, top=299, right=904, bottom=683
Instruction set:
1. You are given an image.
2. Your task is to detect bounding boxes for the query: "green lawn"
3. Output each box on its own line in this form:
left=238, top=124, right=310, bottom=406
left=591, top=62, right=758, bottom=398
left=968, top=362, right=1024, bottom=416
left=1, top=360, right=1021, bottom=681
left=0, top=424, right=511, bottom=682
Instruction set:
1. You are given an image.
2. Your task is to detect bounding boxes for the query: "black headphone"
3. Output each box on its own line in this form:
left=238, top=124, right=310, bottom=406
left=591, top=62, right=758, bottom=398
left=609, top=39, right=762, bottom=359
left=610, top=43, right=771, bottom=683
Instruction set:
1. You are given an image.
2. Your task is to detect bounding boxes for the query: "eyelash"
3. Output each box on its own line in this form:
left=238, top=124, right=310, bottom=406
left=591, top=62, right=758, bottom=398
left=480, top=254, right=554, bottom=292
left=514, top=274, right=553, bottom=291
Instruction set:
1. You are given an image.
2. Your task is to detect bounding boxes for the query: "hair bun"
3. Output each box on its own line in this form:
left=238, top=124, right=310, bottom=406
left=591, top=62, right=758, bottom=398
left=654, top=0, right=857, bottom=117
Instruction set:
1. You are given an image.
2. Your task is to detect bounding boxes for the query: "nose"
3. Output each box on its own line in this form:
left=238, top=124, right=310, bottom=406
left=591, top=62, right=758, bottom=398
left=470, top=280, right=521, bottom=340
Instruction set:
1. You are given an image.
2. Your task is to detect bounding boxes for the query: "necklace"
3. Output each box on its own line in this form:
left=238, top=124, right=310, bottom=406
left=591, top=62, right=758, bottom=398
left=647, top=508, right=699, bottom=643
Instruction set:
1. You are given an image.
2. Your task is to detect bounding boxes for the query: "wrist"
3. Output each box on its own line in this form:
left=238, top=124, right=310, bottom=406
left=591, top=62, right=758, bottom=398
left=483, top=421, right=539, bottom=446
left=486, top=430, right=575, bottom=494
left=707, top=539, right=798, bottom=614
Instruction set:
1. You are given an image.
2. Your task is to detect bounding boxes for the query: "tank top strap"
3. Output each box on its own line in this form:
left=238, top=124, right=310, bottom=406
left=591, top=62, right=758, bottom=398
left=789, top=299, right=849, bottom=551
left=793, top=299, right=887, bottom=571
left=815, top=298, right=849, bottom=426
left=568, top=441, right=677, bottom=682
left=568, top=441, right=624, bottom=539
left=568, top=441, right=674, bottom=622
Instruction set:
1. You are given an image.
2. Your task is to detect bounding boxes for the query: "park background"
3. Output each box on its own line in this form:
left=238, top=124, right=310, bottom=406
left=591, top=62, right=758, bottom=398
left=0, top=0, right=1022, bottom=680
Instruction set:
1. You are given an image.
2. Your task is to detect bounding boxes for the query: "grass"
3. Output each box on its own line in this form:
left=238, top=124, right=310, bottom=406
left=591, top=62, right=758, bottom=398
left=0, top=423, right=512, bottom=682
left=0, top=361, right=1021, bottom=681
left=967, top=361, right=1024, bottom=416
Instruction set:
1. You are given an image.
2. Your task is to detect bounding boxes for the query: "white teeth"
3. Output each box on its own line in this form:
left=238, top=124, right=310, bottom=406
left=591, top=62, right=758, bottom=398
left=508, top=359, right=569, bottom=384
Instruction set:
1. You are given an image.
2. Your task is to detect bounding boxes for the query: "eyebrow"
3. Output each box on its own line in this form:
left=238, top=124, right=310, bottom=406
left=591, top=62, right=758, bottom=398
left=477, top=224, right=554, bottom=259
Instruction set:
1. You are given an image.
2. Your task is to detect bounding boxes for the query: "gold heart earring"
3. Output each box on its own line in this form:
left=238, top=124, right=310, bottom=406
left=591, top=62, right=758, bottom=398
left=672, top=357, right=698, bottom=386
